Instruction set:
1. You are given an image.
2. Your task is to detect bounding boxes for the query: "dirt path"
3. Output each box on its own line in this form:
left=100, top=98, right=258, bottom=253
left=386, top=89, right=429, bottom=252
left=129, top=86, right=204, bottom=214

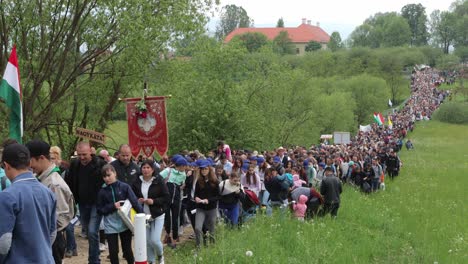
left=64, top=223, right=194, bottom=263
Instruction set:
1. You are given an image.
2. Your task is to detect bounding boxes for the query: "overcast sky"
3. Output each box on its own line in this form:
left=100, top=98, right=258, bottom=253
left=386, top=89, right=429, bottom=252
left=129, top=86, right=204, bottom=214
left=208, top=0, right=454, bottom=39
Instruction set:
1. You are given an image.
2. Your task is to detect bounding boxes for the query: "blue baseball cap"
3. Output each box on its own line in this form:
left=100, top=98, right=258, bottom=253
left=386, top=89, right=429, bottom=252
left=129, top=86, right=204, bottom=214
left=175, top=157, right=189, bottom=166
left=196, top=159, right=211, bottom=168
left=273, top=156, right=281, bottom=163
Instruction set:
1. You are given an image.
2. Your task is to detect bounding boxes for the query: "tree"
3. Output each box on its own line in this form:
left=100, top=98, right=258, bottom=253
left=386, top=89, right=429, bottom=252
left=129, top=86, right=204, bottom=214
left=328, top=31, right=342, bottom=51
left=0, top=0, right=217, bottom=152
left=232, top=32, right=268, bottom=53
left=305, top=41, right=322, bottom=52
left=401, top=3, right=429, bottom=46
left=382, top=16, right=412, bottom=47
left=451, top=0, right=468, bottom=59
left=277, top=18, right=285, bottom=27
left=349, top=12, right=411, bottom=48
left=338, top=74, right=388, bottom=125
left=273, top=31, right=295, bottom=55
left=430, top=10, right=457, bottom=53
left=376, top=50, right=406, bottom=105
left=215, top=5, right=253, bottom=40
left=349, top=24, right=374, bottom=47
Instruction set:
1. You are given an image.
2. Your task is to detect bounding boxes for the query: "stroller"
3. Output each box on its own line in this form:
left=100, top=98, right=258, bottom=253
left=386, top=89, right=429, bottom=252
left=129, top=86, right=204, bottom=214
left=239, top=189, right=260, bottom=224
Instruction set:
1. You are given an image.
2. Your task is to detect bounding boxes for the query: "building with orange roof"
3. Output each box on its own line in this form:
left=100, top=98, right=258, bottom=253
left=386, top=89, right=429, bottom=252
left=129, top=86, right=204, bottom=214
left=224, top=18, right=330, bottom=55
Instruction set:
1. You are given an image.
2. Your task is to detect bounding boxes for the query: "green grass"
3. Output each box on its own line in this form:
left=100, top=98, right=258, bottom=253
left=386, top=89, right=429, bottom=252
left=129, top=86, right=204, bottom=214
left=104, top=120, right=128, bottom=151
left=164, top=120, right=468, bottom=263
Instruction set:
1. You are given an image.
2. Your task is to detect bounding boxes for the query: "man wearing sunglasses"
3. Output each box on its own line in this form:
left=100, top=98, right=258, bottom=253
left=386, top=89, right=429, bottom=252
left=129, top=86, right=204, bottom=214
left=0, top=143, right=57, bottom=263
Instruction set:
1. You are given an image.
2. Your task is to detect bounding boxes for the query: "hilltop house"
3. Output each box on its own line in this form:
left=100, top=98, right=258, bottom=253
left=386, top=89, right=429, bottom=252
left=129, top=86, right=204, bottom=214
left=224, top=18, right=330, bottom=55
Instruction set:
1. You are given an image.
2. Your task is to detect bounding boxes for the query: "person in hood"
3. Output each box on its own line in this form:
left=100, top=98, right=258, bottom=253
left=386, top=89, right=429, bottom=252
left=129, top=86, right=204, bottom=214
left=96, top=164, right=143, bottom=264
left=292, top=195, right=308, bottom=221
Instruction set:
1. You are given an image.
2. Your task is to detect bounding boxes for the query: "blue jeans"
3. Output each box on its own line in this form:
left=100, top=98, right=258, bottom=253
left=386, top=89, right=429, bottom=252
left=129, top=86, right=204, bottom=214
left=259, top=190, right=270, bottom=206
left=79, top=204, right=102, bottom=264
left=371, top=178, right=380, bottom=192
left=65, top=223, right=77, bottom=251
left=219, top=203, right=240, bottom=226
left=147, top=214, right=165, bottom=262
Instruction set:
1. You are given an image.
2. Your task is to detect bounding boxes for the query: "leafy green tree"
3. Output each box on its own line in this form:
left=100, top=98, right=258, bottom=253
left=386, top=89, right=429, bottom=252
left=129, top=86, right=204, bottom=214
left=349, top=24, right=374, bottom=47
left=0, top=0, right=217, bottom=152
left=339, top=74, right=389, bottom=125
left=382, top=16, right=412, bottom=47
left=430, top=10, right=457, bottom=53
left=328, top=31, right=342, bottom=51
left=174, top=35, right=219, bottom=57
left=232, top=32, right=269, bottom=53
left=277, top=18, right=285, bottom=27
left=451, top=0, right=468, bottom=59
left=350, top=12, right=411, bottom=48
left=401, top=3, right=429, bottom=46
left=215, top=4, right=253, bottom=40
left=273, top=31, right=295, bottom=55
left=376, top=50, right=406, bottom=105
left=305, top=41, right=322, bottom=52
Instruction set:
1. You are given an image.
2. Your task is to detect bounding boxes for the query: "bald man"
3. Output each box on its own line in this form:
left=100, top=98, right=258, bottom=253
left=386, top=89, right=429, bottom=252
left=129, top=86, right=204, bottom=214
left=110, top=144, right=140, bottom=185
left=65, top=142, right=106, bottom=264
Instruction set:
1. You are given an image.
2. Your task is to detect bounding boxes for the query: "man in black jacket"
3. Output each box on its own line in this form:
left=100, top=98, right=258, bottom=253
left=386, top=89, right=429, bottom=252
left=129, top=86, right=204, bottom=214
left=320, top=167, right=342, bottom=218
left=386, top=150, right=400, bottom=180
left=111, top=144, right=140, bottom=185
left=65, top=142, right=106, bottom=264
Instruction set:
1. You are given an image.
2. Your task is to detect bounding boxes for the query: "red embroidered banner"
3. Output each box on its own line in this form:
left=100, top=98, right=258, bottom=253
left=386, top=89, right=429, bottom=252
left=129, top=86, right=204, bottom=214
left=124, top=96, right=169, bottom=158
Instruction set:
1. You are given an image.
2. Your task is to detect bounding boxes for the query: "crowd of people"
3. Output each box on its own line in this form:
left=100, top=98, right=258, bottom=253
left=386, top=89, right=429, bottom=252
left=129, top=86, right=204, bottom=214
left=0, top=67, right=449, bottom=264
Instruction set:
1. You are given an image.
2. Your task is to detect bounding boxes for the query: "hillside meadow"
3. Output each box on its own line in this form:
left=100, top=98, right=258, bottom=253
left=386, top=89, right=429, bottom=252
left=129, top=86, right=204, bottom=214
left=161, top=120, right=467, bottom=263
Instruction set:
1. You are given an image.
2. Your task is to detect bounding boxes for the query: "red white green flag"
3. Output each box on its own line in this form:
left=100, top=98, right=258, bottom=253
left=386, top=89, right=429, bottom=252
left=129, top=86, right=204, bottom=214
left=373, top=112, right=384, bottom=126
left=0, top=46, right=23, bottom=142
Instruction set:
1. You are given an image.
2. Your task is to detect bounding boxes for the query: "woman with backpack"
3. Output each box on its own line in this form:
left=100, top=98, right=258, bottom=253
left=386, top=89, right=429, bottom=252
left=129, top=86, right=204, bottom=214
left=218, top=172, right=244, bottom=226
left=132, top=160, right=169, bottom=264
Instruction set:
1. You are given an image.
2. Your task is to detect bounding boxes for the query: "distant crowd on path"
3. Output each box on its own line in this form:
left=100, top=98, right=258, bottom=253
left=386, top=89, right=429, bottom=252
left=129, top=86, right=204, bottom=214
left=0, top=66, right=451, bottom=264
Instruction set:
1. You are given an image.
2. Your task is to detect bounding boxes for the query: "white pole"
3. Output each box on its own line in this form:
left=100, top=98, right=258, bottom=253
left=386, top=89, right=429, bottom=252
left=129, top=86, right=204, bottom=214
left=134, top=213, right=147, bottom=264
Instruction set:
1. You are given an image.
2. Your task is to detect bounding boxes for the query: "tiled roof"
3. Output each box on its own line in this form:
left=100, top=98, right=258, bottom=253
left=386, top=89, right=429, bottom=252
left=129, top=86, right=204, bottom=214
left=224, top=23, right=330, bottom=43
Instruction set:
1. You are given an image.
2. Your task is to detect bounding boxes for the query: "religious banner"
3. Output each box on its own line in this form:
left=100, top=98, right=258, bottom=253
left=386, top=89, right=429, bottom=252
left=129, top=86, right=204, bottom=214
left=124, top=96, right=168, bottom=158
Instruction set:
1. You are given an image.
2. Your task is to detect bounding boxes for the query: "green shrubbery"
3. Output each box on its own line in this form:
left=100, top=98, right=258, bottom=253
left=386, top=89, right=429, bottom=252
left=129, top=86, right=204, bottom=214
left=433, top=102, right=468, bottom=124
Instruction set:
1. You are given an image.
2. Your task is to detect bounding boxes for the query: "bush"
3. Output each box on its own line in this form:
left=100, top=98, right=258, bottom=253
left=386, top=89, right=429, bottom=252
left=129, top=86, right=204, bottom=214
left=433, top=102, right=468, bottom=124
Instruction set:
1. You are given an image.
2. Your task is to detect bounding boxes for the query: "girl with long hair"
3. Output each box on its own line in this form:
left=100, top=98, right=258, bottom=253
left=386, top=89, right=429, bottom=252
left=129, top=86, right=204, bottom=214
left=241, top=164, right=261, bottom=196
left=192, top=160, right=219, bottom=248
left=132, top=160, right=169, bottom=264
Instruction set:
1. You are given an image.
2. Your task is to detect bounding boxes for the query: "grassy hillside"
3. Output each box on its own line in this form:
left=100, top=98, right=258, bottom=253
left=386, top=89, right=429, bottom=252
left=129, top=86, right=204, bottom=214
left=166, top=120, right=467, bottom=263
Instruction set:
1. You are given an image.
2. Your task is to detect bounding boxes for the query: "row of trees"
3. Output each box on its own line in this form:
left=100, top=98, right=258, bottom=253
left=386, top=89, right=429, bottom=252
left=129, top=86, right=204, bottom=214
left=214, top=1, right=466, bottom=58
left=348, top=1, right=467, bottom=58
left=0, top=1, right=464, bottom=155
left=150, top=38, right=458, bottom=152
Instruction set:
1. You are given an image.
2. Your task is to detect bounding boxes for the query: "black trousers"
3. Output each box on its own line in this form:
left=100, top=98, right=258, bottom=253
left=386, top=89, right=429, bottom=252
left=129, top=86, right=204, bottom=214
left=321, top=202, right=340, bottom=218
left=165, top=183, right=181, bottom=239
left=106, top=229, right=134, bottom=264
left=387, top=168, right=399, bottom=179
left=52, top=230, right=66, bottom=264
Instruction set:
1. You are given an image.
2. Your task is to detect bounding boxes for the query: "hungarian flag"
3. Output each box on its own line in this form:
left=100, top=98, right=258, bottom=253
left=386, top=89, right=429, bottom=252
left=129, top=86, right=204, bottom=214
left=0, top=46, right=23, bottom=143
left=373, top=112, right=384, bottom=126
